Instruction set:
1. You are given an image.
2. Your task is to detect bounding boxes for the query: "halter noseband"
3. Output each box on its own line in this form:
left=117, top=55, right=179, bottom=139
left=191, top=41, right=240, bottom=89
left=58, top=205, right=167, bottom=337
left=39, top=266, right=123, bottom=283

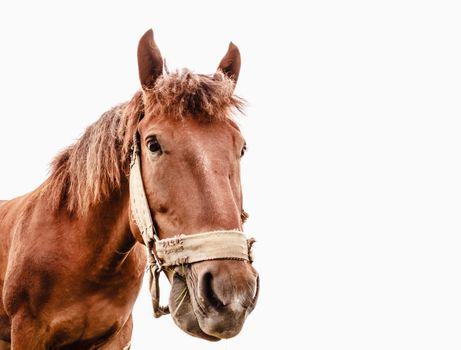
left=129, top=133, right=255, bottom=318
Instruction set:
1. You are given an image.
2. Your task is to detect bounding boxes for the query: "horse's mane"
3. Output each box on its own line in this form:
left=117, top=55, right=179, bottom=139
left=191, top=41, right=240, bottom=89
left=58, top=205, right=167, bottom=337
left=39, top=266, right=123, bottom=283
left=43, top=69, right=244, bottom=215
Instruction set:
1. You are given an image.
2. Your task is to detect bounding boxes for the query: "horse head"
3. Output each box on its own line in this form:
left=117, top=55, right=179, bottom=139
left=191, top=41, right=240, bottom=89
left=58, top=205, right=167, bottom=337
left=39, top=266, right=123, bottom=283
left=128, top=29, right=259, bottom=341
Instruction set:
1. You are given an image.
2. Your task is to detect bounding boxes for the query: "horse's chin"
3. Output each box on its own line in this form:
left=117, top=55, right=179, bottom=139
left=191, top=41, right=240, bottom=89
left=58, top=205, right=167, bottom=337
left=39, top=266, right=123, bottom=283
left=168, top=273, right=221, bottom=342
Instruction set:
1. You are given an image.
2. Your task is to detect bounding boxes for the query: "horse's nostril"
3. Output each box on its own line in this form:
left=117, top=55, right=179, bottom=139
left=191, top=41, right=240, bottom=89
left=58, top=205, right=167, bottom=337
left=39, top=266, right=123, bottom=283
left=200, top=271, right=225, bottom=310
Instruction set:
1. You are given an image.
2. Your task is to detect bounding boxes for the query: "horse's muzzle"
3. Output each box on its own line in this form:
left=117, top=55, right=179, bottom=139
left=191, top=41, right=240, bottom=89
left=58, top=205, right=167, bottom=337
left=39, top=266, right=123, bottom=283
left=189, top=259, right=259, bottom=339
left=168, top=259, right=258, bottom=341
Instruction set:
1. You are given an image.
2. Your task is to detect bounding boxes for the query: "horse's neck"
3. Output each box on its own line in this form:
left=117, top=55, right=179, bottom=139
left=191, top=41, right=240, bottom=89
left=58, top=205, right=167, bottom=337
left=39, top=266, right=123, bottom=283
left=74, top=182, right=139, bottom=275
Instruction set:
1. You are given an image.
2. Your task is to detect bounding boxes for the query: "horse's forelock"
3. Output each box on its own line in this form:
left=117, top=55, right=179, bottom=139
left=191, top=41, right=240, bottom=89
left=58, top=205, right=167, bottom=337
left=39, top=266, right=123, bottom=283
left=143, top=69, right=245, bottom=122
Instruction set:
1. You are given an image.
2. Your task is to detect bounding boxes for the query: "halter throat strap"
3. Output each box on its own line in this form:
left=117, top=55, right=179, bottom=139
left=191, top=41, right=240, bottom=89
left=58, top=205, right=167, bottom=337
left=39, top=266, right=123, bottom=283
left=129, top=133, right=254, bottom=318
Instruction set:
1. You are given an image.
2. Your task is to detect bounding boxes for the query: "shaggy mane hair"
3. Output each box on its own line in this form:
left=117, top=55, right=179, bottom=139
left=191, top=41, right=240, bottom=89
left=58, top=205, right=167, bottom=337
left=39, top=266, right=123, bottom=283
left=42, top=69, right=244, bottom=215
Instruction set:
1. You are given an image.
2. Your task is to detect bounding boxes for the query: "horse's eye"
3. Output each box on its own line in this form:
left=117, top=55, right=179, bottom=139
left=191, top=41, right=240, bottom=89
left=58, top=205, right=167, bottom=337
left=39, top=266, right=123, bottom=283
left=240, top=143, right=247, bottom=158
left=147, top=137, right=162, bottom=154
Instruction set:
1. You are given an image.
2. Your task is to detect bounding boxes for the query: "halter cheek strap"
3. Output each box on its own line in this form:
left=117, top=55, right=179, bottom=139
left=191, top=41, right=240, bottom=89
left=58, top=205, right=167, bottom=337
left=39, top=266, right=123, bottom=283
left=129, top=133, right=255, bottom=318
left=129, top=134, right=167, bottom=317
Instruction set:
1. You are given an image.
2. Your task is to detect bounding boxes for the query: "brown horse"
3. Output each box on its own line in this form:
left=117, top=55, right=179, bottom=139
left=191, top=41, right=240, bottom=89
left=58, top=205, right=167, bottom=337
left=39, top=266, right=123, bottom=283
left=0, top=29, right=258, bottom=349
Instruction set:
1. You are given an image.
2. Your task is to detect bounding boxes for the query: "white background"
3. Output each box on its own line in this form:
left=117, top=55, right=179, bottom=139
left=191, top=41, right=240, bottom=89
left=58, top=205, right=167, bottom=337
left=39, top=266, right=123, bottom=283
left=1, top=1, right=461, bottom=349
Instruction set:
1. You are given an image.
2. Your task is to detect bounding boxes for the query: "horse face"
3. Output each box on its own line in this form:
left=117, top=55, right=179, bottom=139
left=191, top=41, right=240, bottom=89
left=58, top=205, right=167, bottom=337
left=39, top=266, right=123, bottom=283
left=133, top=29, right=258, bottom=341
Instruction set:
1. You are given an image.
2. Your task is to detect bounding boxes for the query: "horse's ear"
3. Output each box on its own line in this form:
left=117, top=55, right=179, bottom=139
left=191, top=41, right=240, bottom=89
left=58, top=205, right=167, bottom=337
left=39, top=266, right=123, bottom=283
left=137, top=29, right=163, bottom=90
left=217, top=42, right=241, bottom=84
